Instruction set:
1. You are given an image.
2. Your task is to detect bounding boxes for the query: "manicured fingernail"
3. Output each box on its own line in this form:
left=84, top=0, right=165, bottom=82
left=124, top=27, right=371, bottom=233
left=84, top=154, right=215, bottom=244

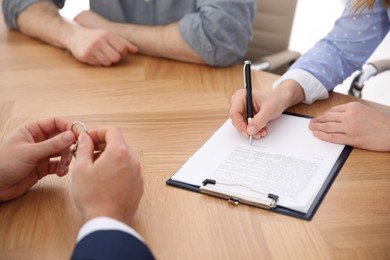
left=260, top=129, right=268, bottom=137
left=248, top=126, right=257, bottom=136
left=241, top=131, right=249, bottom=138
left=253, top=134, right=261, bottom=140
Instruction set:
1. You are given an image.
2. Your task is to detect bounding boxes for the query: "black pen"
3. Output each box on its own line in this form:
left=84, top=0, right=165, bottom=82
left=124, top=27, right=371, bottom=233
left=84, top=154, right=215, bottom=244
left=244, top=60, right=254, bottom=145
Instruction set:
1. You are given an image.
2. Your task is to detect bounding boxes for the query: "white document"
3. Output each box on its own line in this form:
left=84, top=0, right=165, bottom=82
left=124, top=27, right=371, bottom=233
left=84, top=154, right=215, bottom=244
left=171, top=114, right=346, bottom=213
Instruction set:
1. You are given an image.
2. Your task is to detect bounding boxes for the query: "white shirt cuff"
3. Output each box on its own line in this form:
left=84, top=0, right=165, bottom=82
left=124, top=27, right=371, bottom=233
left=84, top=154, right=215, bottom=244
left=76, top=217, right=144, bottom=243
left=272, top=69, right=329, bottom=104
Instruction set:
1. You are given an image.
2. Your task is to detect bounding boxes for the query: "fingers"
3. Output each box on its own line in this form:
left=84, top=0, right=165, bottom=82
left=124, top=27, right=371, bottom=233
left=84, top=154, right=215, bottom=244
left=71, top=27, right=135, bottom=66
left=86, top=44, right=120, bottom=67
left=229, top=89, right=270, bottom=139
left=92, top=42, right=135, bottom=66
left=311, top=130, right=347, bottom=145
left=74, top=10, right=138, bottom=55
left=309, top=103, right=352, bottom=144
left=311, top=113, right=341, bottom=125
left=73, top=133, right=94, bottom=167
left=310, top=109, right=345, bottom=134
left=57, top=149, right=73, bottom=176
left=247, top=110, right=270, bottom=139
left=310, top=121, right=346, bottom=136
left=126, top=42, right=139, bottom=54
left=311, top=109, right=344, bottom=124
left=325, top=103, right=348, bottom=113
left=74, top=127, right=124, bottom=165
left=86, top=127, right=123, bottom=146
left=30, top=130, right=76, bottom=160
left=93, top=48, right=115, bottom=66
left=32, top=159, right=68, bottom=179
left=89, top=127, right=140, bottom=170
left=229, top=89, right=249, bottom=137
left=108, top=35, right=138, bottom=55
left=26, top=117, right=73, bottom=141
left=95, top=36, right=126, bottom=65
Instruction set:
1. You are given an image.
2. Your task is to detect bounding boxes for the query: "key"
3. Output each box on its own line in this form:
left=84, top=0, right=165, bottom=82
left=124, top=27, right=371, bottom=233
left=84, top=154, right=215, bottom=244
left=58, top=121, right=88, bottom=173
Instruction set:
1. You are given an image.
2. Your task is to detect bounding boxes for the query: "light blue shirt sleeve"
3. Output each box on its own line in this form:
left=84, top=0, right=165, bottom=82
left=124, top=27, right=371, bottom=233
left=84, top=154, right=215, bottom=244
left=274, top=0, right=390, bottom=104
left=178, top=0, right=256, bottom=67
left=2, top=0, right=65, bottom=30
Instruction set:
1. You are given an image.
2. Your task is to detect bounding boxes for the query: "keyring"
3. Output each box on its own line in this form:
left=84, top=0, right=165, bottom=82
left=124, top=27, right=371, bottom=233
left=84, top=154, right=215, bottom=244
left=71, top=121, right=88, bottom=134
left=70, top=121, right=89, bottom=158
left=58, top=121, right=89, bottom=174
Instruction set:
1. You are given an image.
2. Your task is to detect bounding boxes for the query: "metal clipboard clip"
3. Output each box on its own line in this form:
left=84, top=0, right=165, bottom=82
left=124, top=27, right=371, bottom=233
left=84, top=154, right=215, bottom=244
left=199, top=179, right=279, bottom=210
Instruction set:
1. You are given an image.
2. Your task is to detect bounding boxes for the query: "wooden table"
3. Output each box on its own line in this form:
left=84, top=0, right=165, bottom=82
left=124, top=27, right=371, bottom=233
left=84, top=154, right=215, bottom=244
left=0, top=10, right=389, bottom=260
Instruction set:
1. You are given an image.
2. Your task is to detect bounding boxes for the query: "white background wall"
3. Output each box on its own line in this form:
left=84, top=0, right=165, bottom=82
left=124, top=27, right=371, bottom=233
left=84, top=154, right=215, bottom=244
left=289, top=0, right=345, bottom=54
left=59, top=0, right=88, bottom=19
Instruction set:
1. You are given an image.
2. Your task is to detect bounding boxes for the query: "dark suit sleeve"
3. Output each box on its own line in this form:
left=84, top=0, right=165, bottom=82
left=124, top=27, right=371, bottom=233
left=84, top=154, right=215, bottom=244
left=71, top=230, right=155, bottom=260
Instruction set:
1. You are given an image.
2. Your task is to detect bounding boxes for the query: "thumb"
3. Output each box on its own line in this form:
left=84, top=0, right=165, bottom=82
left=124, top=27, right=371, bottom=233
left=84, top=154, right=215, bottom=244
left=74, top=133, right=94, bottom=165
left=32, top=131, right=75, bottom=158
left=247, top=110, right=269, bottom=137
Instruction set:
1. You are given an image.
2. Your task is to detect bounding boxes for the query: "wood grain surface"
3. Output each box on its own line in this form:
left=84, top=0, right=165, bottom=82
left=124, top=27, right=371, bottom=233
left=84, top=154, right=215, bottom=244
left=0, top=6, right=389, bottom=260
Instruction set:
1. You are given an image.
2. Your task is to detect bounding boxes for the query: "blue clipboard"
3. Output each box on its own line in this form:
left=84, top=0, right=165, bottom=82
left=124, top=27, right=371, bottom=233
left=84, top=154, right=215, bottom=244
left=166, top=112, right=353, bottom=220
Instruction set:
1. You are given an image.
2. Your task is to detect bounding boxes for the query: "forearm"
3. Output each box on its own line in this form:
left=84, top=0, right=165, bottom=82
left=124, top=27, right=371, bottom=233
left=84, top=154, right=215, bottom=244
left=17, top=2, right=76, bottom=50
left=109, top=22, right=205, bottom=64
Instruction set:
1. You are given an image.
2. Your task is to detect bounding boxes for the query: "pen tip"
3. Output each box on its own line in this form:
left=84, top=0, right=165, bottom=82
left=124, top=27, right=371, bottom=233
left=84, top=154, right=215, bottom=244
left=249, top=136, right=253, bottom=146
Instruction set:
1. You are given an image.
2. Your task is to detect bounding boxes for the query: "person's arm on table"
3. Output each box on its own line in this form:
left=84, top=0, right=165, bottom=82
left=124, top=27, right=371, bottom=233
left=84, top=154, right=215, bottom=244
left=74, top=10, right=203, bottom=65
left=231, top=74, right=390, bottom=151
left=309, top=102, right=390, bottom=151
left=3, top=0, right=137, bottom=66
left=274, top=2, right=390, bottom=150
left=230, top=1, right=390, bottom=151
left=71, top=128, right=154, bottom=259
left=73, top=0, right=256, bottom=66
left=0, top=117, right=76, bottom=202
left=273, top=1, right=389, bottom=103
